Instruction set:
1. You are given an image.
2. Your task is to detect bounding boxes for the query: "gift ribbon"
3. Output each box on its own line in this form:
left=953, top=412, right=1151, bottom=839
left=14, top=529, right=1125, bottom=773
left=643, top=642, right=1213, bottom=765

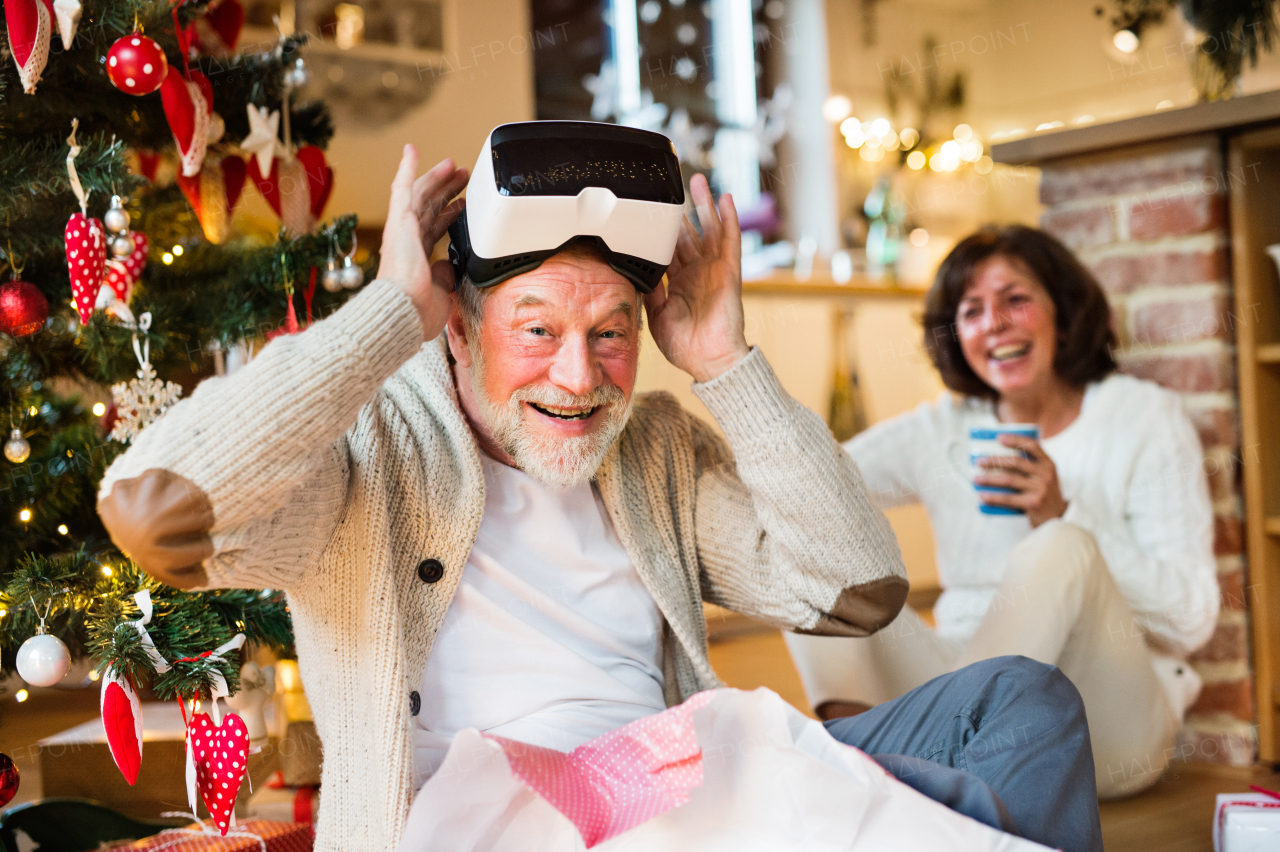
left=127, top=590, right=171, bottom=674
left=152, top=813, right=268, bottom=851
left=65, top=119, right=88, bottom=215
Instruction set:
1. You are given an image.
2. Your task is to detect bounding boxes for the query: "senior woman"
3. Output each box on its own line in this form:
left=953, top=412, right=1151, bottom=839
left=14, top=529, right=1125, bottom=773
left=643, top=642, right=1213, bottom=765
left=786, top=224, right=1218, bottom=799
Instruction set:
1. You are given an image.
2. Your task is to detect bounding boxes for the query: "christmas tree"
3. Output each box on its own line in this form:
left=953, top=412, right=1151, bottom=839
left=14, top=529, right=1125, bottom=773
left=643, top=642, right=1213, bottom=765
left=0, top=0, right=360, bottom=708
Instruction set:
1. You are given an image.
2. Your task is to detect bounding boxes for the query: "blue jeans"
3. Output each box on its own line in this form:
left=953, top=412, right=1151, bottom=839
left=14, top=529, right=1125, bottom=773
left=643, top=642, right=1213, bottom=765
left=823, top=655, right=1102, bottom=852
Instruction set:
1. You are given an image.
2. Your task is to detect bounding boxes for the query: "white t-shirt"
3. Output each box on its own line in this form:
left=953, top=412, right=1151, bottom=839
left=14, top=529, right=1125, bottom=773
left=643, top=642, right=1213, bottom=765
left=412, top=454, right=667, bottom=785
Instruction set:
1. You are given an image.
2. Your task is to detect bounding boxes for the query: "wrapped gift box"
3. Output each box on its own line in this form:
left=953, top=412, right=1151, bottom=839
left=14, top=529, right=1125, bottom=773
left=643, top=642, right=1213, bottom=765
left=123, top=819, right=311, bottom=851
left=1214, top=793, right=1280, bottom=852
left=39, top=701, right=279, bottom=820
left=246, top=773, right=320, bottom=824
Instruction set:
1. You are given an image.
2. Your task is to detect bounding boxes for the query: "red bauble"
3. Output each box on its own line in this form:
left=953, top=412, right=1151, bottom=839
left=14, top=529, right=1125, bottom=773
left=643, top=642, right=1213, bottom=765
left=106, top=33, right=168, bottom=96
left=0, top=280, right=49, bottom=337
left=0, top=754, right=18, bottom=809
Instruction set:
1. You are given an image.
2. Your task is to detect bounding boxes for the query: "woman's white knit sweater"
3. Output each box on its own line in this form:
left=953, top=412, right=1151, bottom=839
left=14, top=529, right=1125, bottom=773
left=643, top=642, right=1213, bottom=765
left=97, top=279, right=908, bottom=851
left=845, top=373, right=1219, bottom=657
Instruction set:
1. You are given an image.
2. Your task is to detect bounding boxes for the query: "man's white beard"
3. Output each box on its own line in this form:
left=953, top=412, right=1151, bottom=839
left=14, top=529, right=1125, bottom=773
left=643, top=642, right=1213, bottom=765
left=469, top=345, right=633, bottom=489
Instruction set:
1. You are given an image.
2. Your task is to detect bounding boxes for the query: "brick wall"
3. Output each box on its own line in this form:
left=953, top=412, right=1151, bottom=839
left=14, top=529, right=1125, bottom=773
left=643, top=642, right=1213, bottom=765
left=1039, top=134, right=1254, bottom=766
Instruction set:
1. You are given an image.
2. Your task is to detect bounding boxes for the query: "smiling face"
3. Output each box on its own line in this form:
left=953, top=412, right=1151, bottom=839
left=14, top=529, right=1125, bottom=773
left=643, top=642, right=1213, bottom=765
left=955, top=254, right=1060, bottom=400
left=447, top=250, right=642, bottom=487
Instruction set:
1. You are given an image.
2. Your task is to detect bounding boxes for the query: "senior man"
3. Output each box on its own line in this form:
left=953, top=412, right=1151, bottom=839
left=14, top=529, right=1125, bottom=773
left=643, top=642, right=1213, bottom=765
left=98, top=125, right=1100, bottom=852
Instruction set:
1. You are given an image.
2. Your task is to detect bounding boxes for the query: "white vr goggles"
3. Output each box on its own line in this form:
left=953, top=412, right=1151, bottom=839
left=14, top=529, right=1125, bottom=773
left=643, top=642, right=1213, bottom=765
left=448, top=121, right=686, bottom=294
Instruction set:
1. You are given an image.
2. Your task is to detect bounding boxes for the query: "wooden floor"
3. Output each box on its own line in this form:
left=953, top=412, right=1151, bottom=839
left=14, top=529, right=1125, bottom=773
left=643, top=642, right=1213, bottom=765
left=0, top=632, right=1274, bottom=850
left=709, top=628, right=1280, bottom=852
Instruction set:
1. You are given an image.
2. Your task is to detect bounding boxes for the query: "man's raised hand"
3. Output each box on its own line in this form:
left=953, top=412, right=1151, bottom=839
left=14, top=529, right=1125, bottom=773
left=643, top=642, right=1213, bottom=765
left=377, top=145, right=468, bottom=341
left=644, top=173, right=750, bottom=383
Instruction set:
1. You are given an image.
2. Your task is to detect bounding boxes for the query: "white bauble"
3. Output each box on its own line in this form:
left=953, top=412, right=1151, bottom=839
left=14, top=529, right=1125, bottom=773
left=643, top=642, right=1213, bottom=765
left=3, top=429, right=29, bottom=464
left=321, top=259, right=343, bottom=292
left=16, top=633, right=71, bottom=687
left=339, top=258, right=364, bottom=289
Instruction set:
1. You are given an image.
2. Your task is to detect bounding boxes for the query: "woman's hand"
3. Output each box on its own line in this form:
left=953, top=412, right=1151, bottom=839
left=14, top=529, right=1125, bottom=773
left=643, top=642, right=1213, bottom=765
left=644, top=173, right=750, bottom=383
left=975, top=435, right=1068, bottom=527
left=377, top=145, right=468, bottom=341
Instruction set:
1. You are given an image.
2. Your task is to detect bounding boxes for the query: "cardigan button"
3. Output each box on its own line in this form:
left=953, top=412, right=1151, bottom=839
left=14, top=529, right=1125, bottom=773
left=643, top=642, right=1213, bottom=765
left=416, top=559, right=445, bottom=584
left=409, top=690, right=421, bottom=717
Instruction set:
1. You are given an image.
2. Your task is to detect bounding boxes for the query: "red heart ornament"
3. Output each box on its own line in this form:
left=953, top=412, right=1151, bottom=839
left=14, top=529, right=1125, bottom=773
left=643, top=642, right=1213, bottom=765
left=295, top=145, right=334, bottom=220
left=100, top=670, right=144, bottom=785
left=189, top=712, right=249, bottom=836
left=160, top=67, right=214, bottom=177
left=177, top=156, right=248, bottom=244
left=5, top=0, right=53, bottom=94
left=65, top=212, right=105, bottom=323
left=195, top=0, right=244, bottom=56
left=248, top=146, right=333, bottom=235
left=104, top=232, right=148, bottom=302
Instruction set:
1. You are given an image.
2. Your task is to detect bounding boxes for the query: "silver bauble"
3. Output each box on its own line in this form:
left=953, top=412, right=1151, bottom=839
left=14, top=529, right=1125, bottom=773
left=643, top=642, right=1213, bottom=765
left=110, top=233, right=135, bottom=258
left=339, top=257, right=364, bottom=289
left=3, top=428, right=29, bottom=464
left=321, top=259, right=344, bottom=292
left=285, top=57, right=310, bottom=89
left=103, top=196, right=130, bottom=233
left=16, top=632, right=71, bottom=687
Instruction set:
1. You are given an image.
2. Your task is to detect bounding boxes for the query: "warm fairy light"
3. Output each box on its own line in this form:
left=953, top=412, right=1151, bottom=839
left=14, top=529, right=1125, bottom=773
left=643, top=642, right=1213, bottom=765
left=92, top=402, right=106, bottom=416
left=909, top=228, right=929, bottom=247
left=88, top=669, right=100, bottom=682
left=57, top=524, right=68, bottom=535
left=906, top=150, right=926, bottom=170
left=15, top=690, right=28, bottom=703
left=28, top=406, right=37, bottom=416
left=162, top=252, right=174, bottom=265
left=823, top=94, right=853, bottom=123
left=101, top=565, right=114, bottom=577
left=869, top=117, right=891, bottom=138
left=194, top=699, right=202, bottom=712
left=953, top=124, right=973, bottom=143
left=975, top=155, right=994, bottom=174
left=1112, top=29, right=1139, bottom=54
left=838, top=117, right=861, bottom=137
left=0, top=609, right=8, bottom=618
left=18, top=509, right=31, bottom=522
left=172, top=245, right=183, bottom=256
left=899, top=128, right=919, bottom=149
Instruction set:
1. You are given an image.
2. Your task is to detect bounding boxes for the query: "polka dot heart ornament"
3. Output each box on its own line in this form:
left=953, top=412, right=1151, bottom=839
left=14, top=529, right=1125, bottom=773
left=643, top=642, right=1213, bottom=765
left=104, top=231, right=148, bottom=302
left=106, top=33, right=168, bottom=96
left=65, top=212, right=104, bottom=323
left=189, top=712, right=249, bottom=835
left=63, top=120, right=104, bottom=323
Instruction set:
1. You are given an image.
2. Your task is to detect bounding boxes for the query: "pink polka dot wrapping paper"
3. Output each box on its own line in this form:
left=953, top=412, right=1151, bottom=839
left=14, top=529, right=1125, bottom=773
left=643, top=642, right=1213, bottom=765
left=397, top=687, right=1056, bottom=852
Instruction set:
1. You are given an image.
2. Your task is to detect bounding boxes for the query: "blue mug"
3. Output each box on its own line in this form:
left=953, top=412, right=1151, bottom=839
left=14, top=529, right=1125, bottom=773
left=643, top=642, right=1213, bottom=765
left=969, top=424, right=1040, bottom=516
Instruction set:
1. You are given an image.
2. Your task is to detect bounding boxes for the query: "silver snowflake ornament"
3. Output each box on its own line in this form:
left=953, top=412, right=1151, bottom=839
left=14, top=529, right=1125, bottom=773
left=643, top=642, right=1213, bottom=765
left=109, top=362, right=183, bottom=443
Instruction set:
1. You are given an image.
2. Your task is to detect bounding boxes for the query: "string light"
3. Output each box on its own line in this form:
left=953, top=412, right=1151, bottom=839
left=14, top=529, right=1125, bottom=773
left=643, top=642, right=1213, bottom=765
left=172, top=245, right=183, bottom=256
left=88, top=669, right=101, bottom=682
left=909, top=228, right=929, bottom=247
left=162, top=252, right=174, bottom=265
left=0, top=609, right=9, bottom=618
left=57, top=524, right=68, bottom=535
left=92, top=402, right=106, bottom=416
left=101, top=565, right=114, bottom=577
left=15, top=690, right=28, bottom=703
left=18, top=509, right=31, bottom=522
left=27, top=406, right=37, bottom=416
left=953, top=124, right=973, bottom=143
left=906, top=151, right=926, bottom=170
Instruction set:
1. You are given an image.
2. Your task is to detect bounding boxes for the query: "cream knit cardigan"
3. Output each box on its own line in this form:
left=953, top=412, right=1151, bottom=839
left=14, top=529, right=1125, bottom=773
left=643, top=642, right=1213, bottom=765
left=98, top=280, right=907, bottom=851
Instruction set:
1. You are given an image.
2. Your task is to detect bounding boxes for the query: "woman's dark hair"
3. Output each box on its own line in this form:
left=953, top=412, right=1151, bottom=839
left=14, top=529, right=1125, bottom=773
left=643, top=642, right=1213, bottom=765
left=922, top=224, right=1116, bottom=400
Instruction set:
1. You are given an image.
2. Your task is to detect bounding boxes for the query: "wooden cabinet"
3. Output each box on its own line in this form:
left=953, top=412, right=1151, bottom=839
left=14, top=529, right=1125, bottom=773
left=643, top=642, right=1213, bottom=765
left=1229, top=126, right=1280, bottom=760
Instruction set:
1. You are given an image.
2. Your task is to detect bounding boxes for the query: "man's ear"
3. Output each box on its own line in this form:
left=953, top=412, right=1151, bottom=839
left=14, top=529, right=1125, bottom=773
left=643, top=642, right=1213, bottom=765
left=445, top=299, right=473, bottom=369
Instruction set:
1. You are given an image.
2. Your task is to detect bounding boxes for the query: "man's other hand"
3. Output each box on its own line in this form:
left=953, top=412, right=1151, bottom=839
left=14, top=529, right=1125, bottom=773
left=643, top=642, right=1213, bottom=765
left=377, top=145, right=468, bottom=341
left=644, top=173, right=750, bottom=383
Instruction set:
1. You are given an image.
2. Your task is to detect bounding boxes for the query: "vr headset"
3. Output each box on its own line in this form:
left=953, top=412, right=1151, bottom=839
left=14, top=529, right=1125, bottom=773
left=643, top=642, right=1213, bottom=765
left=447, top=121, right=685, bottom=294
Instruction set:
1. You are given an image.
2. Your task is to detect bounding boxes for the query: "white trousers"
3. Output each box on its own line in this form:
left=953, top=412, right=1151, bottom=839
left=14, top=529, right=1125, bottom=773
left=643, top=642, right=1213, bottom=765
left=785, top=520, right=1182, bottom=799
